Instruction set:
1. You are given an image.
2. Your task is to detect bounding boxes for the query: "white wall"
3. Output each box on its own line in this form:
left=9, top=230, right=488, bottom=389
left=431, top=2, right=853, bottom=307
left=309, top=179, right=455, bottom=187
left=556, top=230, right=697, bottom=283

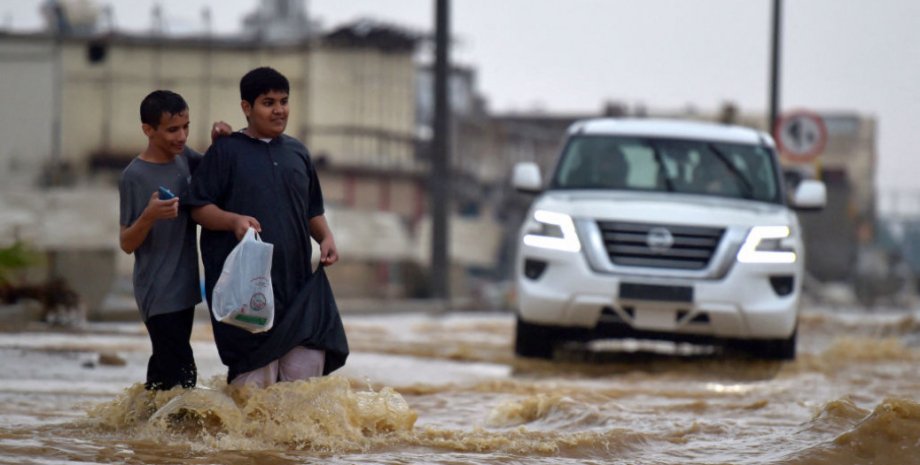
left=0, top=38, right=55, bottom=188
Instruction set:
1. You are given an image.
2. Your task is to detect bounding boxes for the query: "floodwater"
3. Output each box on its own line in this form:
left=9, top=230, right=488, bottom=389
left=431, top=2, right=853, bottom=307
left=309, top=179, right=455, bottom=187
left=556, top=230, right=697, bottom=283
left=2, top=307, right=920, bottom=464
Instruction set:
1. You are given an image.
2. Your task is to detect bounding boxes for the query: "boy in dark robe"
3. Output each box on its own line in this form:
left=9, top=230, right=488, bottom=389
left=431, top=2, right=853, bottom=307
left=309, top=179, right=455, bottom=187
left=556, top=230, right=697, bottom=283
left=189, top=67, right=348, bottom=388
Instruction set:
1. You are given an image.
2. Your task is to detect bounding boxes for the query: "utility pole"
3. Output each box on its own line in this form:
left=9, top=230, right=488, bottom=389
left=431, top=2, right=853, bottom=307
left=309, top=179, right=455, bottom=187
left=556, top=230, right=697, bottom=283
left=430, top=0, right=451, bottom=301
left=769, top=0, right=782, bottom=135
left=50, top=3, right=64, bottom=187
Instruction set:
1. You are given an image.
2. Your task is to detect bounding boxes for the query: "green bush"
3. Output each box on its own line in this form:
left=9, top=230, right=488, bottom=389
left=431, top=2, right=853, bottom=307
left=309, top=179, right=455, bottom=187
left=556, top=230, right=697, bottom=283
left=0, top=242, right=43, bottom=284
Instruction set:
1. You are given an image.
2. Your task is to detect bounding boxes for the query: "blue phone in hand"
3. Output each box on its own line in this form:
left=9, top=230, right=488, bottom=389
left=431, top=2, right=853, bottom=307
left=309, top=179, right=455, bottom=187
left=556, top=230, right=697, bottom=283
left=158, top=186, right=175, bottom=200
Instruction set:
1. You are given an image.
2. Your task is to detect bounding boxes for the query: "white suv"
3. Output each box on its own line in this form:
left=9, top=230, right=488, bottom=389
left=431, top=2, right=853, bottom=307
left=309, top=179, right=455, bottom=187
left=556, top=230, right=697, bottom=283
left=512, top=118, right=826, bottom=360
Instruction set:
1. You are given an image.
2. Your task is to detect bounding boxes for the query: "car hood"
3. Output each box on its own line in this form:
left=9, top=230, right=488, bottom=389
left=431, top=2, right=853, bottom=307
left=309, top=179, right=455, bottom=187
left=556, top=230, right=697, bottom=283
left=535, top=190, right=796, bottom=227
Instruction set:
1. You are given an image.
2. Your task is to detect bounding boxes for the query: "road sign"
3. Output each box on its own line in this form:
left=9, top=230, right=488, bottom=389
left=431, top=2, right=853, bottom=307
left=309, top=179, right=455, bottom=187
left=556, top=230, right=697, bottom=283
left=774, top=110, right=827, bottom=162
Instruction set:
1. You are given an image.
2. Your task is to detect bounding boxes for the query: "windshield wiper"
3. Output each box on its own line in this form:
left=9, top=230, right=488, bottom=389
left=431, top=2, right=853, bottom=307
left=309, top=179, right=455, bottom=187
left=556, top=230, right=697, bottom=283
left=648, top=142, right=675, bottom=192
left=707, top=144, right=754, bottom=199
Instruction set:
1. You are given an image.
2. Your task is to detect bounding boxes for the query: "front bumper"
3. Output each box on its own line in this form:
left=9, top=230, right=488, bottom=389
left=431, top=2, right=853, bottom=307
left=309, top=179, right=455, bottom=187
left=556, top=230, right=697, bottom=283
left=516, top=243, right=801, bottom=340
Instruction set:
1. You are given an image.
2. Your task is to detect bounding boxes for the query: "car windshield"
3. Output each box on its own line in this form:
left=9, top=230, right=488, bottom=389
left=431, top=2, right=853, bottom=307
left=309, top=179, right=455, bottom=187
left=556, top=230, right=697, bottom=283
left=551, top=135, right=782, bottom=203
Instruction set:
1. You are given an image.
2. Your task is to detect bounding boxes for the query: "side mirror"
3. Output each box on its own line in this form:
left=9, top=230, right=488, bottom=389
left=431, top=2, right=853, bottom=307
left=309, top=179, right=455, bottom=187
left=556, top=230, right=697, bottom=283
left=791, top=179, right=826, bottom=210
left=512, top=162, right=543, bottom=193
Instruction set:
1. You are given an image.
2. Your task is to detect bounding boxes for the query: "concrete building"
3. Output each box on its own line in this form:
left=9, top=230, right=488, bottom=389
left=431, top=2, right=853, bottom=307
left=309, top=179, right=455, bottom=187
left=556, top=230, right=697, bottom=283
left=0, top=24, right=418, bottom=179
left=241, top=0, right=320, bottom=44
left=0, top=36, right=57, bottom=189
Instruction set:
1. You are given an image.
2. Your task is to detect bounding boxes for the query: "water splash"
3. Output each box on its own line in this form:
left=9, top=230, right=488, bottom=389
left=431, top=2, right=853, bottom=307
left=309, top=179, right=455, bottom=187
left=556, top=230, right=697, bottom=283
left=84, top=375, right=418, bottom=453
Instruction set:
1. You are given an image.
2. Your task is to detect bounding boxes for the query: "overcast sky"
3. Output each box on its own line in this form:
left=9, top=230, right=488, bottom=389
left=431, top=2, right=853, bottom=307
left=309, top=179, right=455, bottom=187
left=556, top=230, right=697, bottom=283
left=5, top=0, right=919, bottom=199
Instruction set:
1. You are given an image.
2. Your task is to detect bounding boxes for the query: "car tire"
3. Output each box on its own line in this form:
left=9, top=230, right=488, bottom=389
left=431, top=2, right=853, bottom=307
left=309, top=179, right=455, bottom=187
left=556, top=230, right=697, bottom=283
left=514, top=316, right=563, bottom=359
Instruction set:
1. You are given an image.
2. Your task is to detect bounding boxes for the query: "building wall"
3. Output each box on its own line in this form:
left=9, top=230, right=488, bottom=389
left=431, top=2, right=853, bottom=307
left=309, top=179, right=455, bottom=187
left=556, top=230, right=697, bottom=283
left=308, top=47, right=416, bottom=168
left=0, top=33, right=425, bottom=202
left=818, top=114, right=876, bottom=216
left=321, top=170, right=424, bottom=219
left=391, top=178, right=424, bottom=219
left=5, top=36, right=418, bottom=173
left=59, top=40, right=313, bottom=164
left=0, top=38, right=56, bottom=188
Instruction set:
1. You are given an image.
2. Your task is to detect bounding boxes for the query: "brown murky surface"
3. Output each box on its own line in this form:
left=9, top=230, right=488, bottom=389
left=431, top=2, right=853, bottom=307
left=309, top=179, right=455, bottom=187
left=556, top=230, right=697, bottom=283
left=1, top=308, right=920, bottom=464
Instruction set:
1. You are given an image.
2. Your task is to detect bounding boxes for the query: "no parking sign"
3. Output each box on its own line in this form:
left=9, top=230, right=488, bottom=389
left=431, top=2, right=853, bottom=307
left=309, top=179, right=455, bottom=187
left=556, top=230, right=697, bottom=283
left=774, top=110, right=827, bottom=163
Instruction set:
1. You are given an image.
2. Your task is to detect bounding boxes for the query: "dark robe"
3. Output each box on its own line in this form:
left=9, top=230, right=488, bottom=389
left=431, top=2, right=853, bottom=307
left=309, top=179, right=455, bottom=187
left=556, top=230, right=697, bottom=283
left=188, top=132, right=348, bottom=381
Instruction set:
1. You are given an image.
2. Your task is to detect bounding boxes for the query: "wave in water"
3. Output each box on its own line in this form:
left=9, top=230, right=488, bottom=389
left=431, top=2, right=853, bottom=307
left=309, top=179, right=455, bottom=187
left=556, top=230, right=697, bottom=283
left=784, top=397, right=920, bottom=465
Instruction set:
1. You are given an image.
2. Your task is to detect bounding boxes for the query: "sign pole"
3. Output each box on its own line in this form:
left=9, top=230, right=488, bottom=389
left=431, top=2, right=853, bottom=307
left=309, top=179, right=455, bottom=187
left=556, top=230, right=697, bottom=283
left=769, top=0, right=782, bottom=135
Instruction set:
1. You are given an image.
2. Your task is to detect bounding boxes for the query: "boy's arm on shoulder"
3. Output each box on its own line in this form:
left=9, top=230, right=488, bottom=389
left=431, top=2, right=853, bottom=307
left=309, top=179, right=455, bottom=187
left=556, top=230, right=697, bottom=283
left=210, top=121, right=233, bottom=144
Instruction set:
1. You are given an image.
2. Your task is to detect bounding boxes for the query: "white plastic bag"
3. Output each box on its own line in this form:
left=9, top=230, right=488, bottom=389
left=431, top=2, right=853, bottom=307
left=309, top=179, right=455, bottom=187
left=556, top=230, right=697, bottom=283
left=211, top=227, right=275, bottom=333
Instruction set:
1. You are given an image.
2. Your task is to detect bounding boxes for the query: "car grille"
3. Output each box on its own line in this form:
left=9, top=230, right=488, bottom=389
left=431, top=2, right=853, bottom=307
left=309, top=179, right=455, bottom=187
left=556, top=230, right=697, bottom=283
left=597, top=221, right=725, bottom=270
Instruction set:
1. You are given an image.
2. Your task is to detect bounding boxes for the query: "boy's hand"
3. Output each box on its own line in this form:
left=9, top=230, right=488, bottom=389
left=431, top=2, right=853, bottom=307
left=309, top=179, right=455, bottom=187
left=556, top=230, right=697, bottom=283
left=319, top=237, right=339, bottom=266
left=232, top=215, right=261, bottom=240
left=210, top=121, right=233, bottom=142
left=142, top=191, right=179, bottom=221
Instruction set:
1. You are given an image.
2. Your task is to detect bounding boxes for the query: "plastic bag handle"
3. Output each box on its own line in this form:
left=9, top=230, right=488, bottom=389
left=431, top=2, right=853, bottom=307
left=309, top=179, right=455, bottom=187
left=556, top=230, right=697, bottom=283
left=243, top=226, right=261, bottom=243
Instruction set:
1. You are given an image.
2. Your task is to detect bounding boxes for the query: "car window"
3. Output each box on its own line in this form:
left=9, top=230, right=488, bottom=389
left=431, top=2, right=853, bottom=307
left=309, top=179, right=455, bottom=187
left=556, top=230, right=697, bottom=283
left=552, top=135, right=781, bottom=203
left=620, top=141, right=661, bottom=189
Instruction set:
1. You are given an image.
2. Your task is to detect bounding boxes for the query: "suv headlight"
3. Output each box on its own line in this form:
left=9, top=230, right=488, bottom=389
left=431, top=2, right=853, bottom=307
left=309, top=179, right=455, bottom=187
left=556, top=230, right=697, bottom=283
left=737, top=226, right=796, bottom=264
left=523, top=210, right=581, bottom=252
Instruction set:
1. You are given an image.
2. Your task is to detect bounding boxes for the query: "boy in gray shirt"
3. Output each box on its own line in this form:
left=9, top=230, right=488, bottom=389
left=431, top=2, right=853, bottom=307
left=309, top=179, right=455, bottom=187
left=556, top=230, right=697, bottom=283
left=118, top=90, right=228, bottom=390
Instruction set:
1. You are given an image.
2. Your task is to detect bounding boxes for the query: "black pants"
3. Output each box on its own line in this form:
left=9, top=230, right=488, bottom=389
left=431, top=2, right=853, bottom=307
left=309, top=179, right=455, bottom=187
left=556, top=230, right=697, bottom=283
left=144, top=307, right=197, bottom=390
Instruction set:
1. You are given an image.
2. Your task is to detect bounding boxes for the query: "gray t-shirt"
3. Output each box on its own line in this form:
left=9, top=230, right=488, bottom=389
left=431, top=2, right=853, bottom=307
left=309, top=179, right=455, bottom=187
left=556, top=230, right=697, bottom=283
left=118, top=147, right=202, bottom=321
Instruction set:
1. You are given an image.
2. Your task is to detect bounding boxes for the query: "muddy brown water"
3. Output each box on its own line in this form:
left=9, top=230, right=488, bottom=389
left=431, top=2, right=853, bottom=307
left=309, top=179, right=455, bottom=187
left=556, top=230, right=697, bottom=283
left=1, top=307, right=919, bottom=464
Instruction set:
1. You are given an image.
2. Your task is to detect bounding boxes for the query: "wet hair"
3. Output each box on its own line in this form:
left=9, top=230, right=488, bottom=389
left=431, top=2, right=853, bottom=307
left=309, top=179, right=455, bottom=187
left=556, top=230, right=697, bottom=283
left=240, top=67, right=290, bottom=104
left=139, top=90, right=188, bottom=128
